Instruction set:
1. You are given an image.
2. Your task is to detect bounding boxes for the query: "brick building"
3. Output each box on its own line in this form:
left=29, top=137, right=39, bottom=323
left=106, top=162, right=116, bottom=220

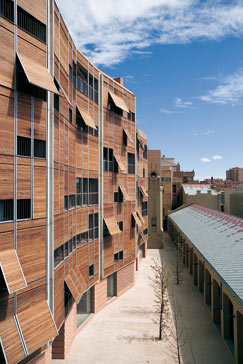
left=0, top=1, right=148, bottom=363
left=226, top=168, right=243, bottom=183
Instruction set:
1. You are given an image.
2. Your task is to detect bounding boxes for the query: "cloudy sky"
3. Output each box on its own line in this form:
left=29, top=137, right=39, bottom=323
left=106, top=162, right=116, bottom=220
left=56, top=0, right=243, bottom=180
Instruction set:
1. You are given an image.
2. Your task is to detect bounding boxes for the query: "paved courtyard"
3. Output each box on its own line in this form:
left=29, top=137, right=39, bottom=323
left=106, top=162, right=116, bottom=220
left=53, top=235, right=232, bottom=364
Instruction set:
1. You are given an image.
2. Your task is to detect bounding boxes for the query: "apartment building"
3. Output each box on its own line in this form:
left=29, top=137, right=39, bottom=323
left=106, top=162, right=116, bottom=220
left=226, top=167, right=243, bottom=183
left=182, top=184, right=220, bottom=211
left=0, top=1, right=148, bottom=363
left=168, top=205, right=243, bottom=364
left=148, top=150, right=194, bottom=231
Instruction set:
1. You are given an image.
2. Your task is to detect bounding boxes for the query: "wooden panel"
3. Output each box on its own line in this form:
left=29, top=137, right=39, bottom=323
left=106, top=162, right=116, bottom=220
left=109, top=91, right=129, bottom=112
left=0, top=26, right=14, bottom=88
left=18, top=0, right=47, bottom=24
left=65, top=274, right=81, bottom=304
left=60, top=20, right=68, bottom=73
left=0, top=316, right=25, bottom=364
left=34, top=165, right=46, bottom=218
left=0, top=94, right=14, bottom=155
left=18, top=300, right=57, bottom=354
left=114, top=153, right=126, bottom=173
left=137, top=209, right=145, bottom=225
left=0, top=250, right=27, bottom=293
left=73, top=265, right=87, bottom=291
left=104, top=217, right=121, bottom=236
left=17, top=226, right=46, bottom=283
left=132, top=212, right=142, bottom=227
left=34, top=99, right=47, bottom=140
left=54, top=263, right=64, bottom=327
left=17, top=96, right=31, bottom=138
left=17, top=282, right=46, bottom=313
left=17, top=163, right=31, bottom=199
left=119, top=185, right=132, bottom=202
left=0, top=157, right=14, bottom=199
left=17, top=53, right=58, bottom=94
left=0, top=231, right=14, bottom=251
left=140, top=185, right=148, bottom=198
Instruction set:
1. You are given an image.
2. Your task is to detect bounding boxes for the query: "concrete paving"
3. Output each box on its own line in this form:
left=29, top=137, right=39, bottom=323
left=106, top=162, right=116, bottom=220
left=53, top=236, right=233, bottom=364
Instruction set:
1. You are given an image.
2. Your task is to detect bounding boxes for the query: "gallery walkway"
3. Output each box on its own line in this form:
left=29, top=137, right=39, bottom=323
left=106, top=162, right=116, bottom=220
left=53, top=239, right=232, bottom=364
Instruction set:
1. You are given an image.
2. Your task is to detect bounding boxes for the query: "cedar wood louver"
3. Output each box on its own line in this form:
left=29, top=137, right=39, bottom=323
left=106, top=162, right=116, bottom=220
left=109, top=91, right=129, bottom=113
left=132, top=212, right=142, bottom=227
left=0, top=317, right=25, bottom=364
left=123, top=127, right=133, bottom=144
left=65, top=268, right=86, bottom=303
left=113, top=153, right=126, bottom=172
left=140, top=185, right=148, bottom=198
left=17, top=300, right=57, bottom=354
left=119, top=185, right=132, bottom=202
left=104, top=217, right=121, bottom=236
left=17, top=53, right=59, bottom=94
left=137, top=209, right=145, bottom=225
left=0, top=249, right=27, bottom=293
left=76, top=106, right=97, bottom=129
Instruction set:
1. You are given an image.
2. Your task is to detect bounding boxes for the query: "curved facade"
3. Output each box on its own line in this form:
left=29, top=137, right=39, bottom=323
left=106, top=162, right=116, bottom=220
left=0, top=0, right=148, bottom=362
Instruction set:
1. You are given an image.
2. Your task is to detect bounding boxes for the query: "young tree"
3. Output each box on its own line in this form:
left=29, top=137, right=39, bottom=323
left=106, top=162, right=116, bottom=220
left=173, top=241, right=184, bottom=285
left=149, top=257, right=170, bottom=340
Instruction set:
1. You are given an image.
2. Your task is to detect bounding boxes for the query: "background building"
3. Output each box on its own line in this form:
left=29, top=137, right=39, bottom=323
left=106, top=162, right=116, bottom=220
left=0, top=1, right=148, bottom=363
left=148, top=172, right=163, bottom=249
left=182, top=184, right=220, bottom=211
left=226, top=167, right=243, bottom=183
left=224, top=185, right=243, bottom=218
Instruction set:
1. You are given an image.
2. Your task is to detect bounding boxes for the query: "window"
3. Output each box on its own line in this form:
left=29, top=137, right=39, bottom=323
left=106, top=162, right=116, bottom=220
left=76, top=107, right=88, bottom=132
left=0, top=199, right=13, bottom=222
left=76, top=178, right=97, bottom=206
left=114, top=192, right=118, bottom=203
left=0, top=0, right=14, bottom=22
left=143, top=228, right=148, bottom=235
left=72, top=62, right=77, bottom=88
left=54, top=79, right=60, bottom=111
left=89, top=179, right=98, bottom=205
left=143, top=145, right=147, bottom=159
left=17, top=6, right=46, bottom=43
left=114, top=189, right=123, bottom=203
left=72, top=237, right=76, bottom=250
left=89, top=213, right=98, bottom=241
left=54, top=246, right=64, bottom=268
left=34, top=139, right=46, bottom=158
left=77, top=231, right=88, bottom=247
left=151, top=217, right=157, bottom=227
left=114, top=253, right=119, bottom=262
left=119, top=251, right=123, bottom=260
left=161, top=177, right=171, bottom=182
left=173, top=184, right=177, bottom=193
left=17, top=199, right=31, bottom=219
left=17, top=136, right=31, bottom=157
left=104, top=147, right=114, bottom=172
left=128, top=153, right=135, bottom=174
left=64, top=242, right=69, bottom=258
left=64, top=195, right=75, bottom=210
left=64, top=196, right=68, bottom=210
left=69, top=108, right=73, bottom=124
left=76, top=63, right=88, bottom=97
left=142, top=201, right=148, bottom=217
left=118, top=221, right=123, bottom=231
left=143, top=168, right=145, bottom=178
left=89, top=264, right=94, bottom=277
left=127, top=111, right=135, bottom=121
left=69, top=65, right=73, bottom=82
left=123, top=130, right=127, bottom=146
left=108, top=94, right=123, bottom=116
left=64, top=282, right=74, bottom=317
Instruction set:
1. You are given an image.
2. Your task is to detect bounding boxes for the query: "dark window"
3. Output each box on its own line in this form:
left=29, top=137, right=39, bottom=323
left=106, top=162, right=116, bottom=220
left=89, top=264, right=94, bottom=277
left=76, top=178, right=91, bottom=206
left=69, top=108, right=73, bottom=124
left=119, top=251, right=123, bottom=260
left=72, top=237, right=76, bottom=250
left=64, top=242, right=68, bottom=257
left=108, top=94, right=123, bottom=116
left=151, top=217, right=157, bottom=227
left=17, top=136, right=31, bottom=157
left=143, top=228, right=148, bottom=235
left=77, top=231, right=88, bottom=247
left=0, top=199, right=13, bottom=221
left=54, top=246, right=64, bottom=268
left=54, top=79, right=60, bottom=111
left=17, top=57, right=46, bottom=101
left=68, top=239, right=72, bottom=254
left=173, top=184, right=177, bottom=193
left=114, top=192, right=118, bottom=202
left=64, top=196, right=68, bottom=211
left=128, top=153, right=135, bottom=174
left=161, top=177, right=171, bottom=182
left=118, top=221, right=123, bottom=231
left=72, top=62, right=77, bottom=88
left=69, top=65, right=72, bottom=81
left=64, top=282, right=74, bottom=317
left=69, top=195, right=75, bottom=209
left=136, top=137, right=140, bottom=155
left=143, top=145, right=147, bottom=159
left=104, top=147, right=113, bottom=172
left=143, top=168, right=145, bottom=178
left=0, top=0, right=14, bottom=22
left=142, top=201, right=148, bottom=217
left=76, top=107, right=88, bottom=132
left=89, top=179, right=98, bottom=205
left=114, top=253, right=119, bottom=262
left=77, top=63, right=88, bottom=97
left=123, top=130, right=127, bottom=146
left=127, top=111, right=135, bottom=121
left=17, top=199, right=31, bottom=219
left=17, top=6, right=46, bottom=43
left=34, top=139, right=46, bottom=158
left=89, top=213, right=98, bottom=241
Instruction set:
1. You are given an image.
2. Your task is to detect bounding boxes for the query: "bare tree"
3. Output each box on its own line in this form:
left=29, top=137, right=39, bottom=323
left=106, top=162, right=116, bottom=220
left=173, top=241, right=184, bottom=285
left=149, top=257, right=170, bottom=340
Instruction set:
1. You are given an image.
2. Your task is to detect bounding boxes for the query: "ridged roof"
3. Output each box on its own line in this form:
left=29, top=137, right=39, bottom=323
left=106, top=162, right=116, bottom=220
left=169, top=204, right=243, bottom=305
left=182, top=184, right=218, bottom=195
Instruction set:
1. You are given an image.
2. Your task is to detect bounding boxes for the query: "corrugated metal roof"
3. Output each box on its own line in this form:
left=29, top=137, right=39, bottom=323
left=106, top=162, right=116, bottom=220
left=169, top=204, right=243, bottom=305
left=182, top=184, right=218, bottom=195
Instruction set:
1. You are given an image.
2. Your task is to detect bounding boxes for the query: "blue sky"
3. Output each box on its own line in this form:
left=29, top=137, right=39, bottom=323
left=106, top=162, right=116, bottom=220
left=56, top=0, right=243, bottom=180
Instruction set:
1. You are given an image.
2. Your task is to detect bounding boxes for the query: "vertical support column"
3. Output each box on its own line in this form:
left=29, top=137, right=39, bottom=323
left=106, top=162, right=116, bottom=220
left=98, top=73, right=104, bottom=280
left=46, top=0, right=55, bottom=314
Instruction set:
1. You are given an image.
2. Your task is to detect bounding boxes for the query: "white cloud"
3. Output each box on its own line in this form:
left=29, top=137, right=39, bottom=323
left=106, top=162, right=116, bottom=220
left=213, top=155, right=223, bottom=160
left=55, top=0, right=243, bottom=67
left=200, top=69, right=243, bottom=104
left=160, top=108, right=177, bottom=114
left=174, top=97, right=192, bottom=108
left=204, top=129, right=215, bottom=135
left=201, top=158, right=211, bottom=163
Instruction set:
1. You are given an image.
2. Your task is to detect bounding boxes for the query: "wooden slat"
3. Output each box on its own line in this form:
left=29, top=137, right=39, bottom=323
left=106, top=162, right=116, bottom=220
left=0, top=316, right=25, bottom=364
left=17, top=53, right=59, bottom=94
left=59, top=83, right=72, bottom=106
left=140, top=185, right=148, bottom=198
left=137, top=128, right=147, bottom=141
left=114, top=153, right=126, bottom=172
left=0, top=250, right=26, bottom=293
left=137, top=210, right=145, bottom=225
left=139, top=229, right=147, bottom=244
left=70, top=269, right=83, bottom=295
left=132, top=212, right=142, bottom=227
left=76, top=106, right=97, bottom=130
left=119, top=185, right=132, bottom=202
left=109, top=91, right=129, bottom=112
left=104, top=217, right=121, bottom=236
left=65, top=275, right=81, bottom=304
left=18, top=300, right=57, bottom=355
left=123, top=127, right=133, bottom=144
left=73, top=265, right=87, bottom=291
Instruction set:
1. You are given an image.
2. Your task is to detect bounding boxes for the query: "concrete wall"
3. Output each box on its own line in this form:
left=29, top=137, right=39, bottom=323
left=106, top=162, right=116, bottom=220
left=183, top=190, right=220, bottom=211
left=224, top=190, right=243, bottom=218
left=93, top=277, right=108, bottom=313
left=116, top=263, right=135, bottom=296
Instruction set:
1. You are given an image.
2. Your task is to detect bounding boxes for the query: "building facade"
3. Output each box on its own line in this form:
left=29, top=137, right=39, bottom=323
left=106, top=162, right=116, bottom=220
left=148, top=172, right=163, bottom=249
left=0, top=1, right=148, bottom=363
left=226, top=168, right=243, bottom=183
left=224, top=186, right=243, bottom=218
left=168, top=205, right=243, bottom=364
left=182, top=184, right=220, bottom=211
